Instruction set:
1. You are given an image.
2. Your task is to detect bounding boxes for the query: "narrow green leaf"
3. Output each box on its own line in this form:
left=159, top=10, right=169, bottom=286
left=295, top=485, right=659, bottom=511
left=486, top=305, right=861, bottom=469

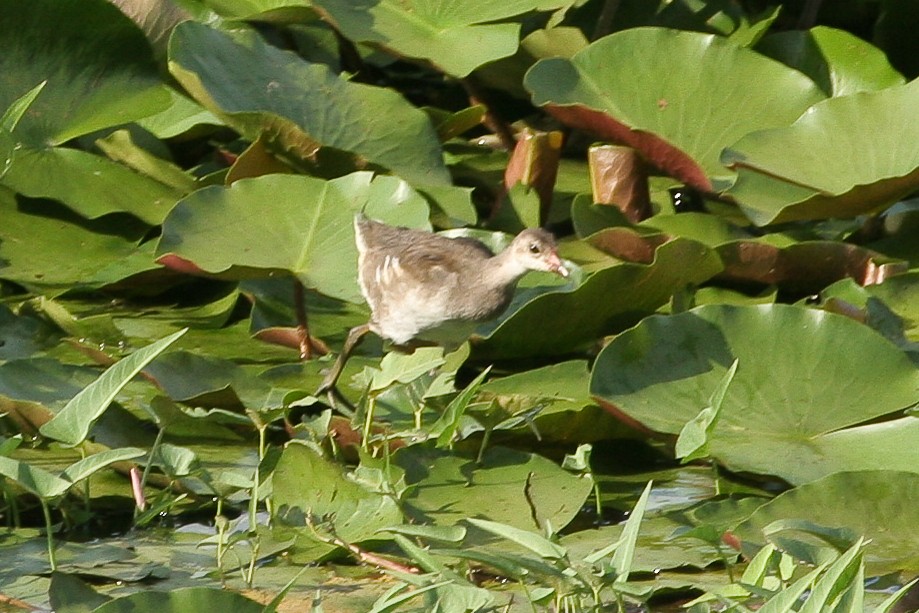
left=872, top=578, right=919, bottom=613
left=798, top=539, right=864, bottom=613
left=381, top=524, right=466, bottom=543
left=611, top=480, right=652, bottom=582
left=60, top=448, right=145, bottom=484
left=39, top=329, right=187, bottom=446
left=368, top=580, right=451, bottom=613
left=434, top=367, right=490, bottom=447
left=740, top=543, right=777, bottom=586
left=392, top=534, right=449, bottom=575
left=1, top=80, right=46, bottom=131
left=0, top=455, right=71, bottom=499
left=758, top=564, right=828, bottom=613
left=467, top=518, right=567, bottom=560
left=676, top=359, right=738, bottom=461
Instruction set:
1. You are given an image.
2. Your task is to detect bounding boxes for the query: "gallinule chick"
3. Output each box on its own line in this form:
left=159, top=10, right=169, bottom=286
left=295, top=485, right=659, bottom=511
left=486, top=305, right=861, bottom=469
left=317, top=214, right=569, bottom=396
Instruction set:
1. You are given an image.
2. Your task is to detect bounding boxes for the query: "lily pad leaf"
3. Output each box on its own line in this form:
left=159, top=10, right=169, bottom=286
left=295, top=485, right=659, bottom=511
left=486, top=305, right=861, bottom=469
left=272, top=442, right=404, bottom=551
left=168, top=21, right=450, bottom=186
left=756, top=26, right=905, bottom=97
left=39, top=329, right=187, bottom=446
left=735, top=471, right=919, bottom=574
left=395, top=445, right=593, bottom=532
left=0, top=191, right=158, bottom=294
left=723, top=77, right=919, bottom=225
left=2, top=146, right=183, bottom=225
left=157, top=172, right=430, bottom=303
left=590, top=304, right=919, bottom=485
left=0, top=0, right=169, bottom=146
left=92, top=587, right=266, bottom=613
left=525, top=27, right=825, bottom=191
left=312, top=0, right=573, bottom=78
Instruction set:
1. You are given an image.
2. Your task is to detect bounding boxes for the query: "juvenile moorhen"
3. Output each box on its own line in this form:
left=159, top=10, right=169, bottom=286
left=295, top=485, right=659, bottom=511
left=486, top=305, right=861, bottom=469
left=317, top=214, right=569, bottom=396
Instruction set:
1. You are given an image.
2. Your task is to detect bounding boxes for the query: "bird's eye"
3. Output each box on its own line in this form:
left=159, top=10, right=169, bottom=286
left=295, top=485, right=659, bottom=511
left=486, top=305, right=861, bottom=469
left=528, top=243, right=541, bottom=254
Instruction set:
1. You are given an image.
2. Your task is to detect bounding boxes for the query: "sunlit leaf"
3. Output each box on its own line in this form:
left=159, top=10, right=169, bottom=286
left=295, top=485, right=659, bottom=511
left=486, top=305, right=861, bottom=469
left=525, top=27, right=824, bottom=191
left=591, top=304, right=919, bottom=484
left=724, top=78, right=919, bottom=225
left=0, top=0, right=168, bottom=146
left=312, top=0, right=575, bottom=78
left=40, top=329, right=187, bottom=446
left=757, top=26, right=905, bottom=97
left=169, top=22, right=450, bottom=186
left=736, top=471, right=919, bottom=574
left=92, top=586, right=265, bottom=613
left=156, top=172, right=430, bottom=303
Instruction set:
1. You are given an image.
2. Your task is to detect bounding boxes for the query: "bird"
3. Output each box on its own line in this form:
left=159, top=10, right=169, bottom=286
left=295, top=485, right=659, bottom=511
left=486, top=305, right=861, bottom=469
left=316, top=214, right=569, bottom=398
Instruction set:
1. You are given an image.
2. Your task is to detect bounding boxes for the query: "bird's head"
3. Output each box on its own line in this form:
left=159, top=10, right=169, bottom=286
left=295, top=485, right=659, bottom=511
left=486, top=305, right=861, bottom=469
left=509, top=228, right=569, bottom=278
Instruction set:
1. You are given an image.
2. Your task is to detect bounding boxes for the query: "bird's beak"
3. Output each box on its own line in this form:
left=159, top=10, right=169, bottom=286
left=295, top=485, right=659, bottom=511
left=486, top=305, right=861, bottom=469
left=547, top=252, right=569, bottom=278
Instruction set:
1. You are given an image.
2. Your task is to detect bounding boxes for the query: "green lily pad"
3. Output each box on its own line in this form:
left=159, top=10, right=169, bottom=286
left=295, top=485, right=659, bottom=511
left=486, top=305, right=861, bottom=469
left=156, top=172, right=430, bottom=304
left=821, top=272, right=919, bottom=341
left=756, top=26, right=905, bottom=97
left=735, top=471, right=919, bottom=574
left=168, top=21, right=450, bottom=186
left=0, top=191, right=155, bottom=294
left=1, top=146, right=183, bottom=225
left=312, top=0, right=572, bottom=78
left=0, top=0, right=168, bottom=146
left=560, top=515, right=724, bottom=573
left=272, top=442, right=404, bottom=558
left=525, top=27, right=825, bottom=191
left=143, top=351, right=275, bottom=410
left=479, top=361, right=631, bottom=443
left=474, top=237, right=723, bottom=359
left=93, top=587, right=266, bottom=613
left=0, top=305, right=60, bottom=361
left=136, top=89, right=224, bottom=140
left=590, top=304, right=919, bottom=485
left=396, top=445, right=593, bottom=531
left=723, top=77, right=919, bottom=225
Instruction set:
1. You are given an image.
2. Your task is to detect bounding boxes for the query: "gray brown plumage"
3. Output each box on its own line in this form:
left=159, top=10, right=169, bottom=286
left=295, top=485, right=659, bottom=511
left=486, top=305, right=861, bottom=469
left=317, top=214, right=569, bottom=396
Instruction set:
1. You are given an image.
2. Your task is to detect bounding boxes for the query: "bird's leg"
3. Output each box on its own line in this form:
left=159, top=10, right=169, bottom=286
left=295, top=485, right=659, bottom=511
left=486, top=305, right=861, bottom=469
left=316, top=323, right=371, bottom=400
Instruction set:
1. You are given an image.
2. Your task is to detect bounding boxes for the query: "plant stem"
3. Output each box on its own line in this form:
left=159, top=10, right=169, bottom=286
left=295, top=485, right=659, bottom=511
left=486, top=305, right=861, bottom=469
left=215, top=497, right=226, bottom=573
left=41, top=499, right=56, bottom=571
left=138, top=426, right=167, bottom=518
left=592, top=0, right=621, bottom=41
left=460, top=78, right=516, bottom=151
left=245, top=536, right=260, bottom=587
left=476, top=426, right=493, bottom=465
left=362, top=394, right=376, bottom=452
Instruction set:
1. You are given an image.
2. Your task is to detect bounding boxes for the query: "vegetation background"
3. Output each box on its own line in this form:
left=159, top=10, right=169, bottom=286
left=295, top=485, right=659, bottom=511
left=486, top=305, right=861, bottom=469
left=1, top=0, right=918, bottom=611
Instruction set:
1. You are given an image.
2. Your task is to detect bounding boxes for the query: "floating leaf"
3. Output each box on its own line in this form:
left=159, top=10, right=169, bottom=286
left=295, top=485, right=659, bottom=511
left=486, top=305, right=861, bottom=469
left=312, top=0, right=573, bottom=78
left=395, top=446, right=592, bottom=531
left=756, top=26, right=905, bottom=97
left=736, top=471, right=919, bottom=574
left=0, top=0, right=168, bottom=146
left=2, top=146, right=183, bottom=225
left=723, top=77, right=919, bottom=225
left=272, top=442, right=403, bottom=553
left=92, top=587, right=266, bottom=613
left=591, top=304, right=919, bottom=484
left=525, top=27, right=824, bottom=191
left=169, top=22, right=450, bottom=186
left=0, top=191, right=156, bottom=293
left=156, top=172, right=430, bottom=303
